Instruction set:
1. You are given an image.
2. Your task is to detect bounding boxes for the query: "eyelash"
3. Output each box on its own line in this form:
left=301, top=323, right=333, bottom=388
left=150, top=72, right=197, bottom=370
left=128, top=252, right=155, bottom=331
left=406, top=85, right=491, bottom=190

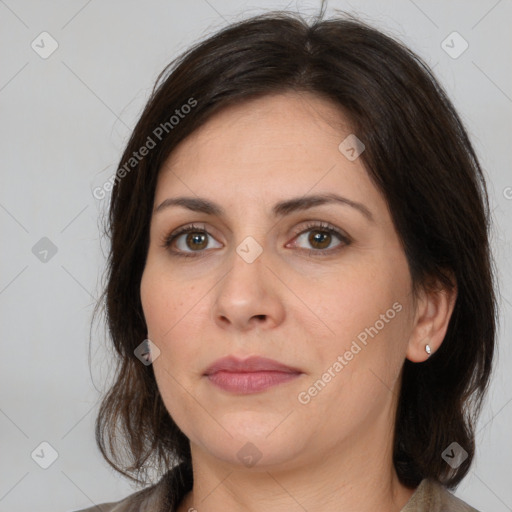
left=160, top=221, right=351, bottom=259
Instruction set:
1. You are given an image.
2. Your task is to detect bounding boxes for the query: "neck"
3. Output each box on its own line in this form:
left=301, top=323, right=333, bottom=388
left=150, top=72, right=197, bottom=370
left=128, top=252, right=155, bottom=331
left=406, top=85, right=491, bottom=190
left=177, top=430, right=417, bottom=512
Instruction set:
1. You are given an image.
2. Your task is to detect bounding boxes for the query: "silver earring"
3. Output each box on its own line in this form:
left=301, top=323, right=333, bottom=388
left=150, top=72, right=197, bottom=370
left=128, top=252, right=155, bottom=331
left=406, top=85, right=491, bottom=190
left=425, top=344, right=432, bottom=357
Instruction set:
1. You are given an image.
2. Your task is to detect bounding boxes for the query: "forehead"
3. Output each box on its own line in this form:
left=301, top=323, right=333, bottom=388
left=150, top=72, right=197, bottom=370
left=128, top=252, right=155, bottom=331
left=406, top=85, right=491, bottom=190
left=158, top=92, right=357, bottom=181
left=153, top=92, right=387, bottom=222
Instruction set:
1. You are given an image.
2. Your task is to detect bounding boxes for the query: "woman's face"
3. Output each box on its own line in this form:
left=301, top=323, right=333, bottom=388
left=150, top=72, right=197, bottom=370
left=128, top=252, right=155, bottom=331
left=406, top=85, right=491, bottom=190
left=140, top=92, right=419, bottom=471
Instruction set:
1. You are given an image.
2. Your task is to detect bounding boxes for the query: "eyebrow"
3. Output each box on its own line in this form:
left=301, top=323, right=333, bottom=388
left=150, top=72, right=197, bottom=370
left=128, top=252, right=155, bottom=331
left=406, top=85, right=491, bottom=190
left=154, top=193, right=374, bottom=222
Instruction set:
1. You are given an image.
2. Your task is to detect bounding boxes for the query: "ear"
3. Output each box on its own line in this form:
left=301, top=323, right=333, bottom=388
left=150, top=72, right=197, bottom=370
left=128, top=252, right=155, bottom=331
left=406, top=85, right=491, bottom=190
left=406, top=274, right=457, bottom=363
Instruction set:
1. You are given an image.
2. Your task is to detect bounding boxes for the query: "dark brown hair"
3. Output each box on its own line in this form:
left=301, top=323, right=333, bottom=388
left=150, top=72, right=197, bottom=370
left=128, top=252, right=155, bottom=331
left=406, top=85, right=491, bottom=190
left=92, top=7, right=497, bottom=491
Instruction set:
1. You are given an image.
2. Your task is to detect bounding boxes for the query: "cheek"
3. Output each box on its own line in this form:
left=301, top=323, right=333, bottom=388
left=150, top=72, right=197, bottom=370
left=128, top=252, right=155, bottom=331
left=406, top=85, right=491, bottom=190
left=141, top=267, right=204, bottom=434
left=152, top=359, right=201, bottom=445
left=319, top=264, right=398, bottom=329
left=140, top=263, right=206, bottom=384
left=140, top=262, right=192, bottom=340
left=297, top=278, right=409, bottom=435
left=308, top=255, right=411, bottom=374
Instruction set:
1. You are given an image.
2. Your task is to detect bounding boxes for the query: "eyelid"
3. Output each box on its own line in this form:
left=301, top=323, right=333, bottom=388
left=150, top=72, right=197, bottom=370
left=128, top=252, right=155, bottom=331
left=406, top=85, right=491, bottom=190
left=290, top=220, right=351, bottom=243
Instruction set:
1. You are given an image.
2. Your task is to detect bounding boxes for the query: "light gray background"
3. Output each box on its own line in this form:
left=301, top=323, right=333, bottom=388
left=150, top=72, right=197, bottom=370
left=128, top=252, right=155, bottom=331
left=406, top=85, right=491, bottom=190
left=1, top=1, right=511, bottom=511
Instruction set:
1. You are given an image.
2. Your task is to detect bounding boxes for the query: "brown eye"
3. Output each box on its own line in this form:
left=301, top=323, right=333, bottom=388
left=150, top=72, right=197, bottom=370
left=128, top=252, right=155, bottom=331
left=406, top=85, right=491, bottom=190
left=161, top=224, right=222, bottom=258
left=292, top=221, right=351, bottom=256
left=184, top=231, right=208, bottom=251
left=308, top=230, right=333, bottom=250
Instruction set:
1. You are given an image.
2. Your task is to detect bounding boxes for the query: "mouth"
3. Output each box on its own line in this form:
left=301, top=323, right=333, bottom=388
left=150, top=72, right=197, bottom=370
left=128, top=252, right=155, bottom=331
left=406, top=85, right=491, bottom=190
left=204, top=355, right=303, bottom=394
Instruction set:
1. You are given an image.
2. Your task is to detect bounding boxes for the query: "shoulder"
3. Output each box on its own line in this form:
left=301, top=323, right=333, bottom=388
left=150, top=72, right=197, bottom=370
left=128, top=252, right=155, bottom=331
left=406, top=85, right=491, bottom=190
left=71, top=478, right=167, bottom=512
left=401, top=478, right=481, bottom=512
left=71, top=462, right=192, bottom=512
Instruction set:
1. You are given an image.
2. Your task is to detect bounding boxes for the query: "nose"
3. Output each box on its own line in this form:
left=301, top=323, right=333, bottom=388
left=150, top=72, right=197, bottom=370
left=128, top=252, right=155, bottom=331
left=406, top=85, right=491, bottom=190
left=211, top=247, right=286, bottom=333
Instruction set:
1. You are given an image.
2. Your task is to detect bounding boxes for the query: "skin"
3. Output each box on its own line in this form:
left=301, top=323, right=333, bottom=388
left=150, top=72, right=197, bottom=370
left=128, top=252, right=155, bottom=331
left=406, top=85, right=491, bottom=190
left=140, top=91, right=457, bottom=512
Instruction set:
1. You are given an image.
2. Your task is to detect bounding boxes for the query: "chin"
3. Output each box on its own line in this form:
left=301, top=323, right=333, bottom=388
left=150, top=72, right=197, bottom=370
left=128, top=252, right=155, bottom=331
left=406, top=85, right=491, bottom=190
left=191, top=421, right=309, bottom=471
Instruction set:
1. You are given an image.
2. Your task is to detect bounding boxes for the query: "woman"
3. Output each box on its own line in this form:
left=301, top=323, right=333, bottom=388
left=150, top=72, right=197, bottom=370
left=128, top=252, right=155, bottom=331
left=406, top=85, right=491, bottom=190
left=76, top=6, right=497, bottom=512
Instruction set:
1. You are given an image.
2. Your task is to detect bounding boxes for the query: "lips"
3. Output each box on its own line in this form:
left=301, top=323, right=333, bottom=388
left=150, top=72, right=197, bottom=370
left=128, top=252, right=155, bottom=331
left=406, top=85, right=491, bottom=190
left=204, top=356, right=302, bottom=394
left=203, top=355, right=301, bottom=375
